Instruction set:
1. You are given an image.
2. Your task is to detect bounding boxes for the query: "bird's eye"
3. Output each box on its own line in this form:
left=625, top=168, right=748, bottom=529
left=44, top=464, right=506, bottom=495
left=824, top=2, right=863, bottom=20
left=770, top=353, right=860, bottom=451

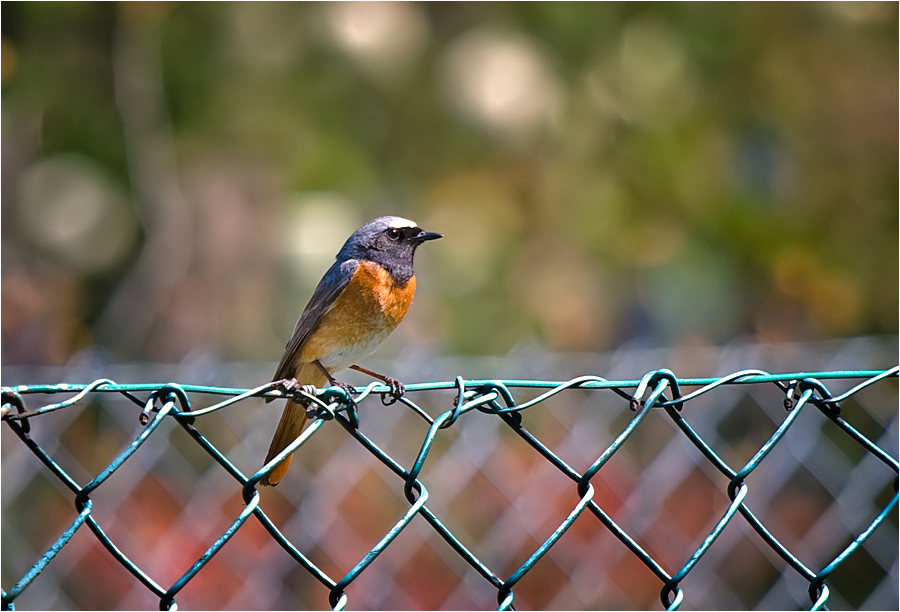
left=386, top=228, right=401, bottom=240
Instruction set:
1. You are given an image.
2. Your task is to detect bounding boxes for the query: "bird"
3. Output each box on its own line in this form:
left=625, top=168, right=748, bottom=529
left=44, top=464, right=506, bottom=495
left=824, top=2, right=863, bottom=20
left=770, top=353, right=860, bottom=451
left=261, top=216, right=442, bottom=486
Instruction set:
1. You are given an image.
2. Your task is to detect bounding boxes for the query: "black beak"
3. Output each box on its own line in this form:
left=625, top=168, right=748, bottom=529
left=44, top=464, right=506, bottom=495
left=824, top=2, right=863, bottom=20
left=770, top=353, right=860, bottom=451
left=412, top=230, right=443, bottom=244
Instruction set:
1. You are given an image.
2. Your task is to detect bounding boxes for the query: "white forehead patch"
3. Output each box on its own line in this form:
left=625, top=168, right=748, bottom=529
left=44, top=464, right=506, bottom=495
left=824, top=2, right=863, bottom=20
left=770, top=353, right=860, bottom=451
left=385, top=216, right=417, bottom=229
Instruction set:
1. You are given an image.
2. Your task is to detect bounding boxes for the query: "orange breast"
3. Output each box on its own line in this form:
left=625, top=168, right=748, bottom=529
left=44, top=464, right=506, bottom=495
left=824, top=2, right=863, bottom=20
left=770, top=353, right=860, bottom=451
left=298, top=261, right=416, bottom=374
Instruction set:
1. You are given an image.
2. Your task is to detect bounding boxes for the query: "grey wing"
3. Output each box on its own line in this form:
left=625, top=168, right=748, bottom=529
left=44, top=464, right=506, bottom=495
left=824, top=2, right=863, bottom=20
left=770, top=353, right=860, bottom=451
left=271, top=259, right=359, bottom=382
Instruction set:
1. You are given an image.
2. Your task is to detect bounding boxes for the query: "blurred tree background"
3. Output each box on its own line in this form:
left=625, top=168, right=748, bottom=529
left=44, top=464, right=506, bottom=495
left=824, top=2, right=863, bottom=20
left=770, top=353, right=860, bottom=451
left=1, top=1, right=897, bottom=367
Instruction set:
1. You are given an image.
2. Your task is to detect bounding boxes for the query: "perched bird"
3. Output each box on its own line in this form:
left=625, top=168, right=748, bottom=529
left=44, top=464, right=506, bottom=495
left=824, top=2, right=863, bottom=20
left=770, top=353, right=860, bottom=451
left=261, top=216, right=442, bottom=486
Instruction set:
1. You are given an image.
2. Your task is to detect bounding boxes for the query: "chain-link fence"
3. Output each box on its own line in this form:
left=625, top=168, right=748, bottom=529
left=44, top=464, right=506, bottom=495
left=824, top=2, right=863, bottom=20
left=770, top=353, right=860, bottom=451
left=2, top=340, right=897, bottom=610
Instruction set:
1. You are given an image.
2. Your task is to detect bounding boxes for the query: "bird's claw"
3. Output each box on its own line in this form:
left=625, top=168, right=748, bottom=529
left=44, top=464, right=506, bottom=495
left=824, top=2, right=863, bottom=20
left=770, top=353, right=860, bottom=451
left=277, top=378, right=319, bottom=402
left=275, top=379, right=321, bottom=418
left=330, top=380, right=359, bottom=409
left=277, top=378, right=299, bottom=394
left=381, top=378, right=405, bottom=406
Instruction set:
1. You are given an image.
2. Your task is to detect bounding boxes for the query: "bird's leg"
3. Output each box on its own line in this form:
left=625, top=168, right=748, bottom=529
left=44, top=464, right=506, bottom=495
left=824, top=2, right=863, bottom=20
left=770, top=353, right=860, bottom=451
left=313, top=360, right=358, bottom=409
left=349, top=364, right=405, bottom=404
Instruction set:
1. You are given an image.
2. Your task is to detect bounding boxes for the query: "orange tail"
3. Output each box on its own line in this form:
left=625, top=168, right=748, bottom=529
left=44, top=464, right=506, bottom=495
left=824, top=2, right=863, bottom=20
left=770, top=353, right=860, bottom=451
left=260, top=399, right=308, bottom=486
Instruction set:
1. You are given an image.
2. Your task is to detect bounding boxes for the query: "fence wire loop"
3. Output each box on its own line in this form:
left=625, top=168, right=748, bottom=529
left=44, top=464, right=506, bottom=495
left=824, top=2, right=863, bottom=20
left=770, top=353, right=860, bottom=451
left=795, top=377, right=840, bottom=416
left=474, top=381, right=517, bottom=413
left=1, top=366, right=897, bottom=611
left=1, top=390, right=29, bottom=433
left=663, top=585, right=684, bottom=610
left=783, top=394, right=795, bottom=411
left=318, top=385, right=356, bottom=409
left=147, top=383, right=192, bottom=419
left=445, top=375, right=467, bottom=428
left=635, top=369, right=683, bottom=411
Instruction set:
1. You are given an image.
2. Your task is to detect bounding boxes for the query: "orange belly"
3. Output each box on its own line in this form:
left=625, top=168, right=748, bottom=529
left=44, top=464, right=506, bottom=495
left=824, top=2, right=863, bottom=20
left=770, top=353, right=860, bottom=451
left=297, top=261, right=416, bottom=375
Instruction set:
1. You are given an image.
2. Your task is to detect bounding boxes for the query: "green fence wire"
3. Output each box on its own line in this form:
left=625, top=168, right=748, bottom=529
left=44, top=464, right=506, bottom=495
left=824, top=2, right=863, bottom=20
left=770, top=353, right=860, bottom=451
left=2, top=367, right=898, bottom=611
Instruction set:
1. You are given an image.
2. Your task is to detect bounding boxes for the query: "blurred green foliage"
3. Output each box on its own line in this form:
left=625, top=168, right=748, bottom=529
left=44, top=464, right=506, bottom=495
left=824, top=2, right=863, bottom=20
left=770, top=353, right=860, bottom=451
left=2, top=1, right=897, bottom=365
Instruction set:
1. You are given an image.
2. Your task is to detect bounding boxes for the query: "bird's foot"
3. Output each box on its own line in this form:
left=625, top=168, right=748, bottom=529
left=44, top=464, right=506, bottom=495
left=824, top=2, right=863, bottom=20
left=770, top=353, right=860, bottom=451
left=276, top=378, right=318, bottom=401
left=275, top=377, right=299, bottom=397
left=380, top=377, right=405, bottom=406
left=347, top=364, right=405, bottom=406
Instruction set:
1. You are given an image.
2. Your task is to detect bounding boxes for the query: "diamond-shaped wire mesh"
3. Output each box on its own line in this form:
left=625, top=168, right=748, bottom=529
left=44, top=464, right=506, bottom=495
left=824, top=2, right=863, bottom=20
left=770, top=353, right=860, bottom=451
left=2, top=341, right=897, bottom=610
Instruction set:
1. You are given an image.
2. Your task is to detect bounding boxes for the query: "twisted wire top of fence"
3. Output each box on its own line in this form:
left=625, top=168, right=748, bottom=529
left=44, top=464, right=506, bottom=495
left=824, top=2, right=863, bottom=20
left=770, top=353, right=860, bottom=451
left=2, top=366, right=898, bottom=611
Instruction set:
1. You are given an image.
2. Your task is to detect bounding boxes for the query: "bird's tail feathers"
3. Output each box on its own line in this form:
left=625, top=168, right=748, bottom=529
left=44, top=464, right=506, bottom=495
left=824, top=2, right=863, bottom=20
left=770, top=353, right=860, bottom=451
left=260, top=399, right=308, bottom=486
